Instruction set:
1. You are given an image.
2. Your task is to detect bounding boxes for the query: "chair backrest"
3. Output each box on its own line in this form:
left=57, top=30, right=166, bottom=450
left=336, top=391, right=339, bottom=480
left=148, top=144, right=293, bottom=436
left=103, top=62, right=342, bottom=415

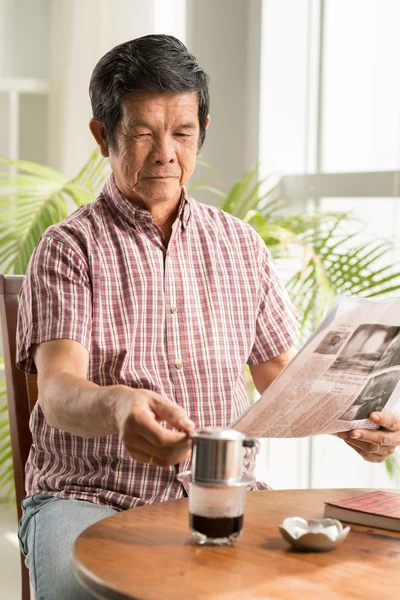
left=0, top=275, right=36, bottom=600
left=0, top=275, right=37, bottom=521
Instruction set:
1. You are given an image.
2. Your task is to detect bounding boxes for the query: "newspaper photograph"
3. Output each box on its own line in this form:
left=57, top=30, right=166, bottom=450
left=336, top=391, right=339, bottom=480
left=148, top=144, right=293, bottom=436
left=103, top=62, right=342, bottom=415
left=232, top=296, right=400, bottom=438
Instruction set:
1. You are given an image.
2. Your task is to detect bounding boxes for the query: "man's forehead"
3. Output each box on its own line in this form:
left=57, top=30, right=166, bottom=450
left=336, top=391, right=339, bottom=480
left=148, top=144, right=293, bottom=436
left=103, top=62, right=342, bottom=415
left=127, top=118, right=198, bottom=130
left=121, top=90, right=199, bottom=121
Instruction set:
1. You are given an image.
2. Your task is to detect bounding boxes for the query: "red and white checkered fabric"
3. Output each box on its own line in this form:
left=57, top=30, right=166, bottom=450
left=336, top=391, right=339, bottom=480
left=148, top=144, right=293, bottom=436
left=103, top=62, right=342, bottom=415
left=16, top=174, right=299, bottom=510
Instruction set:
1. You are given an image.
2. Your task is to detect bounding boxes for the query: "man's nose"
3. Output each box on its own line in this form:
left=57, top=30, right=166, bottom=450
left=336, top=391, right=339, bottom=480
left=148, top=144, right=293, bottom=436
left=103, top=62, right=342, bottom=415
left=151, top=138, right=176, bottom=164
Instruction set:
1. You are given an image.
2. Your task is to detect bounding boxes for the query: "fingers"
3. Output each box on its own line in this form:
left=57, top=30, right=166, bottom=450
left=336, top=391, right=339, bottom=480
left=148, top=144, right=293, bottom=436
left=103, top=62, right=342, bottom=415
left=369, top=411, right=400, bottom=432
left=338, top=414, right=400, bottom=447
left=349, top=428, right=399, bottom=447
left=128, top=390, right=194, bottom=447
left=124, top=448, right=191, bottom=467
left=131, top=406, right=186, bottom=446
left=126, top=447, right=192, bottom=467
left=350, top=430, right=394, bottom=447
left=335, top=411, right=400, bottom=464
left=132, top=410, right=190, bottom=448
left=118, top=388, right=195, bottom=464
left=345, top=439, right=395, bottom=463
left=124, top=433, right=192, bottom=467
left=149, top=395, right=195, bottom=433
left=126, top=448, right=155, bottom=465
left=358, top=447, right=395, bottom=463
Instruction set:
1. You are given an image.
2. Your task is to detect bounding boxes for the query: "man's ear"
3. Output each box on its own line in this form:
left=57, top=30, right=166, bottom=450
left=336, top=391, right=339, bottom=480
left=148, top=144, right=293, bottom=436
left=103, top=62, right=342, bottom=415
left=205, top=114, right=211, bottom=129
left=89, top=118, right=110, bottom=157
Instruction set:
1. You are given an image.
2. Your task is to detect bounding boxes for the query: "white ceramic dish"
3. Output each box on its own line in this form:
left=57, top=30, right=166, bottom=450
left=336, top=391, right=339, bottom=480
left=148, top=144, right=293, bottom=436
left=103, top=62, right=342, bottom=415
left=279, top=516, right=350, bottom=551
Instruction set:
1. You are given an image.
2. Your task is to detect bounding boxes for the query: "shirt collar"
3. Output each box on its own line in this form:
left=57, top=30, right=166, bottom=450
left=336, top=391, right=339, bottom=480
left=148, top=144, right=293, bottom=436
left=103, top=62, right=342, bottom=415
left=102, top=173, right=191, bottom=230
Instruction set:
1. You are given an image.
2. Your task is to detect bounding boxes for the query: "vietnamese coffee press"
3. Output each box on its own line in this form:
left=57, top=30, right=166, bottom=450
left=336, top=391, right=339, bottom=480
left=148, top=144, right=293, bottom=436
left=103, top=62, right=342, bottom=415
left=178, top=427, right=255, bottom=545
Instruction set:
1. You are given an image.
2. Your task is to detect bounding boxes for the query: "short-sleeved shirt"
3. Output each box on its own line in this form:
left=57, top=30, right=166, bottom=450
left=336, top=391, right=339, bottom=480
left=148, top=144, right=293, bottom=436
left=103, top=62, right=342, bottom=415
left=16, top=174, right=299, bottom=510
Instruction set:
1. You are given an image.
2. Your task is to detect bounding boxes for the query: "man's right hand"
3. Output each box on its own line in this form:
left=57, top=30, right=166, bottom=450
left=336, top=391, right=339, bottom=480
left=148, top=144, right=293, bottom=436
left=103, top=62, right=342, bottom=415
left=113, top=387, right=195, bottom=466
left=33, top=339, right=195, bottom=467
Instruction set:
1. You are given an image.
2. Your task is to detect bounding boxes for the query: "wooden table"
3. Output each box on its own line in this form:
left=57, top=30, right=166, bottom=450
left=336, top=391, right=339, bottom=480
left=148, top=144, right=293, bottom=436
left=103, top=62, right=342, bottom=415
left=73, top=489, right=400, bottom=600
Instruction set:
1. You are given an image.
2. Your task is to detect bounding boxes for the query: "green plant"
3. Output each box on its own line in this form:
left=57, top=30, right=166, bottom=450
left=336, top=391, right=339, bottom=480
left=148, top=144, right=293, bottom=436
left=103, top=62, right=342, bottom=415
left=220, top=166, right=400, bottom=344
left=0, top=155, right=399, bottom=501
left=0, top=378, right=12, bottom=500
left=0, top=151, right=109, bottom=501
left=0, top=151, right=109, bottom=274
left=0, top=154, right=215, bottom=275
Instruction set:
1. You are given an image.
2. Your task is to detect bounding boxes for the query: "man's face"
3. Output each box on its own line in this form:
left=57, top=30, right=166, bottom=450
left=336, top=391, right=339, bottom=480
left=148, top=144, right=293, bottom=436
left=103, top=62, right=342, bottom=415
left=96, top=90, right=203, bottom=207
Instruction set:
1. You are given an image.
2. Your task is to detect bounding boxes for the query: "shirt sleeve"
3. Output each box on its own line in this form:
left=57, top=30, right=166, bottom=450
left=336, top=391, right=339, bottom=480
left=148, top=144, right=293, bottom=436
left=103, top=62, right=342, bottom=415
left=16, top=234, right=92, bottom=374
left=247, top=245, right=301, bottom=365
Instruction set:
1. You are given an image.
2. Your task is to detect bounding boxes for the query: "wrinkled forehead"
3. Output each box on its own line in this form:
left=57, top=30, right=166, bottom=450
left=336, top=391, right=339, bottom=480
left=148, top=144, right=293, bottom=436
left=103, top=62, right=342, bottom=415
left=120, top=90, right=200, bottom=127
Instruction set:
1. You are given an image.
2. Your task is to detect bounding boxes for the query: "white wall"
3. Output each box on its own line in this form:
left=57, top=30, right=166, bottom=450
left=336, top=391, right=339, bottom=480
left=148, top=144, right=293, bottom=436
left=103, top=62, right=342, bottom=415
left=0, top=0, right=50, bottom=164
left=187, top=0, right=262, bottom=202
left=0, top=0, right=49, bottom=78
left=0, top=0, right=260, bottom=194
left=47, top=0, right=187, bottom=177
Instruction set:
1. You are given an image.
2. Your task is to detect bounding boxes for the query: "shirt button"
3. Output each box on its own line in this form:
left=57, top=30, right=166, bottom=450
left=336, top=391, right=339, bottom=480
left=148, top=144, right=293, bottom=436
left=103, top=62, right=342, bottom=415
left=175, top=361, right=183, bottom=370
left=136, top=213, right=144, bottom=220
left=170, top=306, right=177, bottom=314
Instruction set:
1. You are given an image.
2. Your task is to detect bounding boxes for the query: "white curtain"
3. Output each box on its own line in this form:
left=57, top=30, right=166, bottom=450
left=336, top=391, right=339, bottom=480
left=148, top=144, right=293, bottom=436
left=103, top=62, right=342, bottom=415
left=47, top=0, right=187, bottom=177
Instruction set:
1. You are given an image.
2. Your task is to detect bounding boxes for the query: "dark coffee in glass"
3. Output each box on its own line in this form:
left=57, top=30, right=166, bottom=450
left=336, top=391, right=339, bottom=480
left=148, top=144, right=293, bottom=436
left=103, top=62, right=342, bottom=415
left=190, top=514, right=244, bottom=539
left=188, top=483, right=246, bottom=545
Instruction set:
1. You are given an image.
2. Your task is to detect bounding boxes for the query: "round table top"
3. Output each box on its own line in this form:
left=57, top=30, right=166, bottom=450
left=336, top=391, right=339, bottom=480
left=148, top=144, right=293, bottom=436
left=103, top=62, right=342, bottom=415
left=73, top=488, right=400, bottom=600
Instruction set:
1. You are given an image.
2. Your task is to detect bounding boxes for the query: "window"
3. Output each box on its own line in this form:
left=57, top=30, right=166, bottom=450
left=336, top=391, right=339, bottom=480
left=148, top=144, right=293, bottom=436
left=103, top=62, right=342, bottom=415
left=257, top=0, right=400, bottom=489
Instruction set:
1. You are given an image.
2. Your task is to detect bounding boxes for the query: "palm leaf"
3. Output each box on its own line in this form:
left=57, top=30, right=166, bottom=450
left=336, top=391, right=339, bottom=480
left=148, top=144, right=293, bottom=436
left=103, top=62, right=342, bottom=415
left=220, top=168, right=400, bottom=480
left=223, top=168, right=400, bottom=340
left=0, top=153, right=110, bottom=503
left=0, top=149, right=109, bottom=275
left=0, top=387, right=13, bottom=502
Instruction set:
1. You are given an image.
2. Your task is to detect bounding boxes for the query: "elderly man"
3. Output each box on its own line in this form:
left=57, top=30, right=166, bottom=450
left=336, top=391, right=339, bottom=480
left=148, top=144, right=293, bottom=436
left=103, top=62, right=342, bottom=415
left=16, top=35, right=400, bottom=599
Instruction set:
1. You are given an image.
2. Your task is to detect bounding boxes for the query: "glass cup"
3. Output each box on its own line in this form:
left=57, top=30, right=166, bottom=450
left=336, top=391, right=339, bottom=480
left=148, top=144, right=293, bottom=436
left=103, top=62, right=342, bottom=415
left=188, top=482, right=247, bottom=545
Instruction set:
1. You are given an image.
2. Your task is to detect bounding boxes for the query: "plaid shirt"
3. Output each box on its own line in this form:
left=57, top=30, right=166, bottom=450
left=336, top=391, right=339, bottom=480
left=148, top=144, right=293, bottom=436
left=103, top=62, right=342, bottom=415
left=16, top=174, right=299, bottom=510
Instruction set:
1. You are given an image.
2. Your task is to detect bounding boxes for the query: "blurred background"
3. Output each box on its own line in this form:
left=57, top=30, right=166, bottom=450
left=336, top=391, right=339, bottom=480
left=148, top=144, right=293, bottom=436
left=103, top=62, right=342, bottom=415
left=2, top=0, right=400, bottom=596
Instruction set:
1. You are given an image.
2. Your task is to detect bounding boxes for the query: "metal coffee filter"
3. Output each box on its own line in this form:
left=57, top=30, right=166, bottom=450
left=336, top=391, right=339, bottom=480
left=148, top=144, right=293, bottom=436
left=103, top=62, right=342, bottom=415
left=190, top=426, right=255, bottom=485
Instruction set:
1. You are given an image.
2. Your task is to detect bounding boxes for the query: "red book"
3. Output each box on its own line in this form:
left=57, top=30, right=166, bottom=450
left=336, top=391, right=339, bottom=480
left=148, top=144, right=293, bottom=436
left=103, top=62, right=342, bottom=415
left=324, top=491, right=400, bottom=532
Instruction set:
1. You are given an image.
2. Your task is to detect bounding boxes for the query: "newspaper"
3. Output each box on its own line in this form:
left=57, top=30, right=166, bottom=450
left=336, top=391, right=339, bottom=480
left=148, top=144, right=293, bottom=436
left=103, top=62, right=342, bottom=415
left=232, top=296, right=400, bottom=438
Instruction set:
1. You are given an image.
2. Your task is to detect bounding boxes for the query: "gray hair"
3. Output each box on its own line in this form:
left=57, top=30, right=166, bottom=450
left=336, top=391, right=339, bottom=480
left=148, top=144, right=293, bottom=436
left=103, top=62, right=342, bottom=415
left=89, top=34, right=210, bottom=150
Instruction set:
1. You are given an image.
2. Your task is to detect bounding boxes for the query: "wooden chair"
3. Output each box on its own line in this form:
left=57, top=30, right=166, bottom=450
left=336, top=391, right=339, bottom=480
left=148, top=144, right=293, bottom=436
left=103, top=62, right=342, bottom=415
left=0, top=274, right=37, bottom=600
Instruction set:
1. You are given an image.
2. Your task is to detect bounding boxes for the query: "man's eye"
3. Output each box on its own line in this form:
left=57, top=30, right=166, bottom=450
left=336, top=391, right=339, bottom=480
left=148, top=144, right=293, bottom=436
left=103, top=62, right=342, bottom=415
left=175, top=133, right=190, bottom=137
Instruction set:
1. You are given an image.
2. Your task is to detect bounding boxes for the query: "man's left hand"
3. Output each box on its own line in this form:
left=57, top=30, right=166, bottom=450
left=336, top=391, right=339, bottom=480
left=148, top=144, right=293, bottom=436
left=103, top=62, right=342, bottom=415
left=337, top=412, right=400, bottom=463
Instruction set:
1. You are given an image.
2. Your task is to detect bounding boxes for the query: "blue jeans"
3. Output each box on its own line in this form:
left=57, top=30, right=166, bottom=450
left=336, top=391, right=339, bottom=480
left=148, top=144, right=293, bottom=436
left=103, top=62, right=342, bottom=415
left=18, top=495, right=117, bottom=600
